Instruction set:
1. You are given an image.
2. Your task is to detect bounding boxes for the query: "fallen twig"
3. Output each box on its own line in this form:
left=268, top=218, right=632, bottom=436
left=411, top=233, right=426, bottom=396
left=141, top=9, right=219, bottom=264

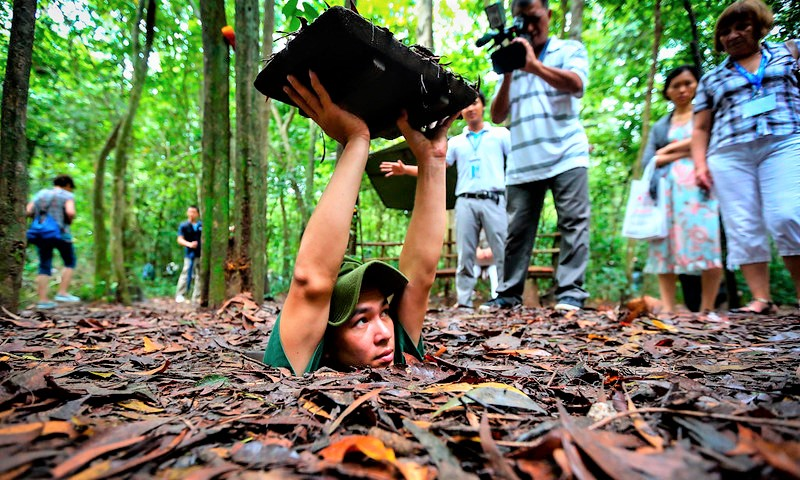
left=589, top=407, right=800, bottom=430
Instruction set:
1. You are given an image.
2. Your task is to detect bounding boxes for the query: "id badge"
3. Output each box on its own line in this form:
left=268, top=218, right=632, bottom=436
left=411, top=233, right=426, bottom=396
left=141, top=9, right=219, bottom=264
left=742, top=92, right=777, bottom=118
left=469, top=158, right=481, bottom=179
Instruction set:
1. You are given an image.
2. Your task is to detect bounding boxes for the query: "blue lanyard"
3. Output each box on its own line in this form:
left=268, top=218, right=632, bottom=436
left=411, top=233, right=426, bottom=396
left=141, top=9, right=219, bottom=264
left=733, top=48, right=771, bottom=93
left=538, top=38, right=550, bottom=62
left=467, top=130, right=486, bottom=153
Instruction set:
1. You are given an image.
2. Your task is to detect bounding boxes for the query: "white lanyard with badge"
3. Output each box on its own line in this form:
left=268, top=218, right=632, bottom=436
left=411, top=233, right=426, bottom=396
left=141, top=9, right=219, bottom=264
left=734, top=47, right=775, bottom=134
left=467, top=131, right=486, bottom=179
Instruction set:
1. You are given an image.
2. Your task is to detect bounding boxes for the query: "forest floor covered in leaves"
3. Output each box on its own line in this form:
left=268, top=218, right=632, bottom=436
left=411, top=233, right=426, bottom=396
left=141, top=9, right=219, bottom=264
left=1, top=295, right=799, bottom=479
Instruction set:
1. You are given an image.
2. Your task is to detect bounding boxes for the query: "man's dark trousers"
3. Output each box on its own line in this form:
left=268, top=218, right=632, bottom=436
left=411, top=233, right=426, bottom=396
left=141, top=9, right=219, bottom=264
left=497, top=167, right=590, bottom=303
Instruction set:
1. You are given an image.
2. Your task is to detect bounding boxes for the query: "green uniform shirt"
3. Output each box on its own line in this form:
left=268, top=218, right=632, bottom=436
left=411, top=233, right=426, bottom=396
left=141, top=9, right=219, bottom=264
left=262, top=314, right=425, bottom=375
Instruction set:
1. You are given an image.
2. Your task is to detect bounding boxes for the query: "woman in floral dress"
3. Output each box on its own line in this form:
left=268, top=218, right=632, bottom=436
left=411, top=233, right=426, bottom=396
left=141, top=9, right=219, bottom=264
left=641, top=65, right=723, bottom=313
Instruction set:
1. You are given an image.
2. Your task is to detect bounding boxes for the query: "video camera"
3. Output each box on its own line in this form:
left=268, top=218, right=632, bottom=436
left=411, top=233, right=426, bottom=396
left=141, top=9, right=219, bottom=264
left=476, top=2, right=527, bottom=74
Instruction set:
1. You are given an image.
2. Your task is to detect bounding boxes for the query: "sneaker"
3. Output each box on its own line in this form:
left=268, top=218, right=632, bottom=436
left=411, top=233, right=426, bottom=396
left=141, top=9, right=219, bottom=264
left=555, top=296, right=583, bottom=312
left=479, top=296, right=521, bottom=311
left=453, top=304, right=474, bottom=313
left=175, top=294, right=186, bottom=303
left=54, top=293, right=80, bottom=303
left=36, top=301, right=57, bottom=310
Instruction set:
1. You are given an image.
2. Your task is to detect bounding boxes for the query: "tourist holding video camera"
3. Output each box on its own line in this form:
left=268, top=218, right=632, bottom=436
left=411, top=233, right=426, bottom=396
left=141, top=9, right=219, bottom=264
left=481, top=0, right=591, bottom=312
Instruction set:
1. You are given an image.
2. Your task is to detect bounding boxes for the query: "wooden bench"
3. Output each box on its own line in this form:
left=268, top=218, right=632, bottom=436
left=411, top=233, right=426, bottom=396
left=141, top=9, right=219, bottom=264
left=360, top=232, right=560, bottom=307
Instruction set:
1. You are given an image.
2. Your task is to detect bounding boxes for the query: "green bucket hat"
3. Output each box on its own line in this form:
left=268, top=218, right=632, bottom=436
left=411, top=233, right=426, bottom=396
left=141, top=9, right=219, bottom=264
left=328, top=256, right=408, bottom=327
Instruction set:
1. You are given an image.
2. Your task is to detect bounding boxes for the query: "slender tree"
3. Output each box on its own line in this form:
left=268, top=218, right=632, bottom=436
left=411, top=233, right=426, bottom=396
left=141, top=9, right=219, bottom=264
left=111, top=0, right=157, bottom=304
left=270, top=105, right=310, bottom=226
left=304, top=119, right=318, bottom=221
left=93, top=121, right=120, bottom=298
left=416, top=0, right=433, bottom=49
left=0, top=0, right=37, bottom=312
left=262, top=0, right=275, bottom=294
left=231, top=0, right=267, bottom=301
left=626, top=0, right=663, bottom=284
left=682, top=0, right=703, bottom=71
left=634, top=0, right=663, bottom=173
left=568, top=0, right=584, bottom=41
left=198, top=0, right=231, bottom=307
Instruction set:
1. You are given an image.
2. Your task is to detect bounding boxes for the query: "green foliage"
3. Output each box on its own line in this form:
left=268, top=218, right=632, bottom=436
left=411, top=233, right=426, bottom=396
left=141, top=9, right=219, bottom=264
left=767, top=0, right=800, bottom=38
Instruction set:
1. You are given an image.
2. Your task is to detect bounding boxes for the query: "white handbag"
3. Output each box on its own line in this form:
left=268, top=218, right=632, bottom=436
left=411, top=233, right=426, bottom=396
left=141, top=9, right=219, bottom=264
left=622, top=160, right=668, bottom=240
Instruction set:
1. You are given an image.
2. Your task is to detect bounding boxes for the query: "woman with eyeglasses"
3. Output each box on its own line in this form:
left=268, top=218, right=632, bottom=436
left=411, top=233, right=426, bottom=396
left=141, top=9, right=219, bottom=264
left=692, top=0, right=800, bottom=314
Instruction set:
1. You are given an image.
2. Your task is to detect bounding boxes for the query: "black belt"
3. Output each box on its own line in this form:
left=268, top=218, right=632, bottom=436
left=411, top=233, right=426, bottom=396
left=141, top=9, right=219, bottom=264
left=458, top=191, right=504, bottom=202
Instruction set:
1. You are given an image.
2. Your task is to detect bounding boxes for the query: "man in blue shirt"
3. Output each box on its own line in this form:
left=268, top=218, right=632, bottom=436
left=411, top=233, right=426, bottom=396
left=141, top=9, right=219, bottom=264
left=381, top=93, right=510, bottom=309
left=175, top=205, right=202, bottom=303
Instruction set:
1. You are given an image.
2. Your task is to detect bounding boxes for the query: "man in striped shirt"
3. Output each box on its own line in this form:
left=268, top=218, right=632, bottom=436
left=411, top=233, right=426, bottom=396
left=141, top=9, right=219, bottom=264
left=481, top=0, right=591, bottom=312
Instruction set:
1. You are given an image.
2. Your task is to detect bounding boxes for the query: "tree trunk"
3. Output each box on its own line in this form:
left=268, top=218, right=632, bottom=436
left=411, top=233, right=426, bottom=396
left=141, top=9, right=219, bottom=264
left=0, top=0, right=37, bottom=313
left=415, top=0, right=433, bottom=50
left=633, top=1, right=662, bottom=175
left=262, top=0, right=275, bottom=295
left=198, top=0, right=231, bottom=308
left=111, top=0, right=156, bottom=305
left=568, top=0, right=584, bottom=42
left=304, top=119, right=317, bottom=225
left=682, top=0, right=703, bottom=71
left=231, top=0, right=267, bottom=302
left=278, top=186, right=291, bottom=280
left=559, top=0, right=569, bottom=38
left=625, top=0, right=662, bottom=286
left=270, top=104, right=310, bottom=224
left=93, top=121, right=120, bottom=298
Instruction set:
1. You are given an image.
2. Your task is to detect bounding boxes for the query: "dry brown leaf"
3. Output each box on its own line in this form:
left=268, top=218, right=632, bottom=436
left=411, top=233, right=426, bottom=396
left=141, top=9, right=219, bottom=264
left=301, top=400, right=332, bottom=419
left=162, top=344, right=187, bottom=353
left=69, top=459, right=112, bottom=480
left=326, top=387, right=384, bottom=434
left=51, top=435, right=146, bottom=479
left=479, top=414, right=521, bottom=480
left=0, top=422, right=43, bottom=446
left=142, top=336, right=164, bottom=353
left=729, top=425, right=800, bottom=477
left=490, top=348, right=552, bottom=357
left=128, top=359, right=170, bottom=376
left=319, top=435, right=396, bottom=463
left=42, top=421, right=78, bottom=439
left=625, top=389, right=664, bottom=450
left=118, top=400, right=165, bottom=413
left=0, top=464, right=31, bottom=480
left=395, top=460, right=429, bottom=480
left=650, top=319, right=677, bottom=332
left=691, top=364, right=751, bottom=374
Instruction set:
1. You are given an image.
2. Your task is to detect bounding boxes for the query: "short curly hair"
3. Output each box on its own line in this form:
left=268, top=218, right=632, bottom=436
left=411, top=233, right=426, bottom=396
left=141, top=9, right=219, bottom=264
left=714, top=0, right=774, bottom=52
left=53, top=174, right=75, bottom=189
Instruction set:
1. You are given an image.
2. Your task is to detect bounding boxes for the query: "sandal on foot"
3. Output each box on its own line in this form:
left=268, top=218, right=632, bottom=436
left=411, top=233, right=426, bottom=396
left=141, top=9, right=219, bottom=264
left=729, top=298, right=776, bottom=315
